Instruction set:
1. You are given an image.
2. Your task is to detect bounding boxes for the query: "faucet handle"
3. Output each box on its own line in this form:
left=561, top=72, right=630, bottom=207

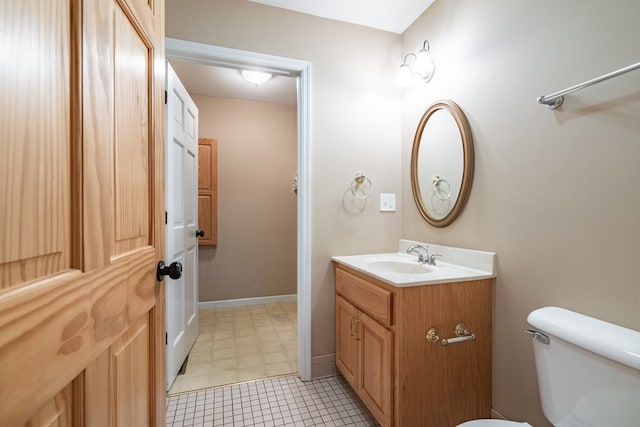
left=428, top=253, right=443, bottom=265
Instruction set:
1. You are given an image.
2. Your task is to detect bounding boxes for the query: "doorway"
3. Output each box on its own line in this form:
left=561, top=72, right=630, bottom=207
left=165, top=38, right=312, bottom=391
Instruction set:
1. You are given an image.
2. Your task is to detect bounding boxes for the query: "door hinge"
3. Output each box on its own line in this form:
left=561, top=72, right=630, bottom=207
left=165, top=210, right=167, bottom=224
left=164, top=90, right=167, bottom=105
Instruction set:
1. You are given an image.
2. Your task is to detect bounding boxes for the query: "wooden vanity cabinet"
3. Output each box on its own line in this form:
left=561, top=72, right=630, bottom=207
left=334, top=263, right=493, bottom=427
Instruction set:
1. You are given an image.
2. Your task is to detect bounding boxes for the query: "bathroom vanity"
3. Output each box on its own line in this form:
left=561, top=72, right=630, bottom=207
left=332, top=240, right=496, bottom=427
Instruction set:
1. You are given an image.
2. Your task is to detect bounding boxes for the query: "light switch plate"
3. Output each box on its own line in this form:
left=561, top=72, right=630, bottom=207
left=380, top=193, right=396, bottom=212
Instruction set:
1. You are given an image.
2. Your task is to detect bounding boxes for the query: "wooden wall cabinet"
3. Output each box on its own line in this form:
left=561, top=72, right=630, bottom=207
left=334, top=263, right=493, bottom=427
left=198, top=138, right=218, bottom=246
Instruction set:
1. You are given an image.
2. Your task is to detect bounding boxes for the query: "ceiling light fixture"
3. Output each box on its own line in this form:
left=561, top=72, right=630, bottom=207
left=241, top=70, right=273, bottom=86
left=395, top=40, right=436, bottom=86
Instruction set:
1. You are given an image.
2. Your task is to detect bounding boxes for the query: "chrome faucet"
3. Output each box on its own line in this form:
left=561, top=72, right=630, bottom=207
left=406, top=244, right=429, bottom=264
left=406, top=244, right=442, bottom=266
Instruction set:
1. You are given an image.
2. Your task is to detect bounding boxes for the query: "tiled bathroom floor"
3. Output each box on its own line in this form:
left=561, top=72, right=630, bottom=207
left=169, top=302, right=298, bottom=394
left=166, top=374, right=380, bottom=427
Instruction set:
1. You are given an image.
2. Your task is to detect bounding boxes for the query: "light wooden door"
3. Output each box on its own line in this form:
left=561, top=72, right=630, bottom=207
left=0, top=0, right=166, bottom=425
left=359, top=312, right=393, bottom=427
left=165, top=63, right=200, bottom=389
left=335, top=296, right=360, bottom=391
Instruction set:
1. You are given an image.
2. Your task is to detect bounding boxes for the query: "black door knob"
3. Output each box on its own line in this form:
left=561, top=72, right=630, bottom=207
left=157, top=261, right=182, bottom=281
left=196, top=230, right=205, bottom=238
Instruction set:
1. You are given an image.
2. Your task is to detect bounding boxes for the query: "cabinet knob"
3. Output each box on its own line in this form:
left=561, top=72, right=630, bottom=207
left=196, top=230, right=205, bottom=238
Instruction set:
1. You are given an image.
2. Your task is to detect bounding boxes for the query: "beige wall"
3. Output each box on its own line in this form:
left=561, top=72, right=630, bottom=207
left=166, top=0, right=404, bottom=355
left=194, top=95, right=297, bottom=302
left=402, top=1, right=640, bottom=425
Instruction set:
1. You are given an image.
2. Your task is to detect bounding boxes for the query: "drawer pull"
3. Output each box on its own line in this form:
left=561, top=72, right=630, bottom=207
left=426, top=323, right=476, bottom=346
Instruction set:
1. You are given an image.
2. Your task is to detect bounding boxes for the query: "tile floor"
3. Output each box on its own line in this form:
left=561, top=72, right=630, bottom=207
left=166, top=374, right=379, bottom=427
left=169, top=302, right=298, bottom=395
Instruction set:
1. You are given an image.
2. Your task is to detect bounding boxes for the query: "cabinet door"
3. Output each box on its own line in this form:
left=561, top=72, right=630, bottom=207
left=335, top=296, right=360, bottom=390
left=198, top=138, right=218, bottom=246
left=359, top=312, right=393, bottom=427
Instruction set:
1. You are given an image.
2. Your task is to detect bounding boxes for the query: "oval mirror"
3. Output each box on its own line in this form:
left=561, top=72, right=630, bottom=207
left=411, top=100, right=474, bottom=227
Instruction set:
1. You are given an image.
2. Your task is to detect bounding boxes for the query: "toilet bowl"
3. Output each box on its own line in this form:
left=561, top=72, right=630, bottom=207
left=457, top=420, right=532, bottom=427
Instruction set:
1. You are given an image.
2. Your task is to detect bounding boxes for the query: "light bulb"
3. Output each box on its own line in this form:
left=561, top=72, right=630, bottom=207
left=414, top=49, right=435, bottom=82
left=395, top=64, right=412, bottom=86
left=241, top=70, right=272, bottom=85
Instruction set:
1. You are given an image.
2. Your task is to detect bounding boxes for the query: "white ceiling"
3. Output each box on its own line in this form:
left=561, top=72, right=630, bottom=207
left=170, top=1, right=435, bottom=104
left=248, top=0, right=436, bottom=34
left=169, top=60, right=298, bottom=106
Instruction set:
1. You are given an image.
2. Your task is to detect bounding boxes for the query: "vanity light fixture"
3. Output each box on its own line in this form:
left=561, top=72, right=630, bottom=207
left=395, top=40, right=436, bottom=86
left=241, top=69, right=273, bottom=86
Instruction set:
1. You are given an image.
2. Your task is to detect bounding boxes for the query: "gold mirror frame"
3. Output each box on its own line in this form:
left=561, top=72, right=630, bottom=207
left=410, top=100, right=474, bottom=227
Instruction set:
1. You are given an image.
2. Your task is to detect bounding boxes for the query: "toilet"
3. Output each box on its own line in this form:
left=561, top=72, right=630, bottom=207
left=458, top=306, right=640, bottom=426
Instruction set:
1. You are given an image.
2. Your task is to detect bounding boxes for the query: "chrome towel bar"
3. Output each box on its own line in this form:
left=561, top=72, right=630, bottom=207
left=537, top=61, right=640, bottom=109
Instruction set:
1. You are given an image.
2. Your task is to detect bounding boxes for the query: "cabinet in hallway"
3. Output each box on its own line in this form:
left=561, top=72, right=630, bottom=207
left=198, top=137, right=218, bottom=246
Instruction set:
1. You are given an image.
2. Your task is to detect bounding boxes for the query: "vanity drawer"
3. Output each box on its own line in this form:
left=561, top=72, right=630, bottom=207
left=336, top=267, right=392, bottom=326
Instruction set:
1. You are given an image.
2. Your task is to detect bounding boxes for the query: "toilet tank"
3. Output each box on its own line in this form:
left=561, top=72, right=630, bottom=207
left=527, top=307, right=640, bottom=427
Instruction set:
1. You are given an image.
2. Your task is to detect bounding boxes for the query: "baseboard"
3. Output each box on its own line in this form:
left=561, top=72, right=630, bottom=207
left=311, top=353, right=336, bottom=380
left=491, top=408, right=507, bottom=420
left=198, top=294, right=297, bottom=310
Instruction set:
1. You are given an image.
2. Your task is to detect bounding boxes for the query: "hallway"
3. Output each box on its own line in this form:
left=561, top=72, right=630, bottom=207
left=169, top=302, right=298, bottom=394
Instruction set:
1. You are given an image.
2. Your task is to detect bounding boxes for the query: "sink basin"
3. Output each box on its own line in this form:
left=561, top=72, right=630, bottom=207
left=366, top=260, right=431, bottom=275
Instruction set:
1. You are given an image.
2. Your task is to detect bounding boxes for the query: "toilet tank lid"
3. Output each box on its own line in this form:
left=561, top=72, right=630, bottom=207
left=528, top=306, right=640, bottom=371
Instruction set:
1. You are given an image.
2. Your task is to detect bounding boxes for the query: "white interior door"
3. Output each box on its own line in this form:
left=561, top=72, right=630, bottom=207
left=166, top=62, right=199, bottom=389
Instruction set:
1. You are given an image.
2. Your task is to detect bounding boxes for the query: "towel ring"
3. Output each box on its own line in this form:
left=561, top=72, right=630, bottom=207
left=350, top=172, right=372, bottom=199
left=432, top=176, right=451, bottom=200
left=292, top=173, right=298, bottom=195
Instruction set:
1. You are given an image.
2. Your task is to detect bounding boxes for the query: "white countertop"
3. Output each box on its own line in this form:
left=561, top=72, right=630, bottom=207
left=332, top=239, right=496, bottom=287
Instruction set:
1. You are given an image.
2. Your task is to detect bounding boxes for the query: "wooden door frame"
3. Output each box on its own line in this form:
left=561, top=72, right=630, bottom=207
left=164, top=38, right=313, bottom=381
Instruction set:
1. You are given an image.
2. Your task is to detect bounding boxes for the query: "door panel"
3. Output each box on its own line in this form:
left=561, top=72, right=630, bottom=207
left=335, top=296, right=359, bottom=390
left=21, top=384, right=74, bottom=427
left=198, top=194, right=213, bottom=243
left=113, top=4, right=151, bottom=255
left=0, top=0, right=71, bottom=289
left=359, top=312, right=392, bottom=427
left=113, top=316, right=151, bottom=426
left=165, top=63, right=199, bottom=389
left=0, top=0, right=166, bottom=425
left=84, top=352, right=111, bottom=427
left=82, top=0, right=113, bottom=271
